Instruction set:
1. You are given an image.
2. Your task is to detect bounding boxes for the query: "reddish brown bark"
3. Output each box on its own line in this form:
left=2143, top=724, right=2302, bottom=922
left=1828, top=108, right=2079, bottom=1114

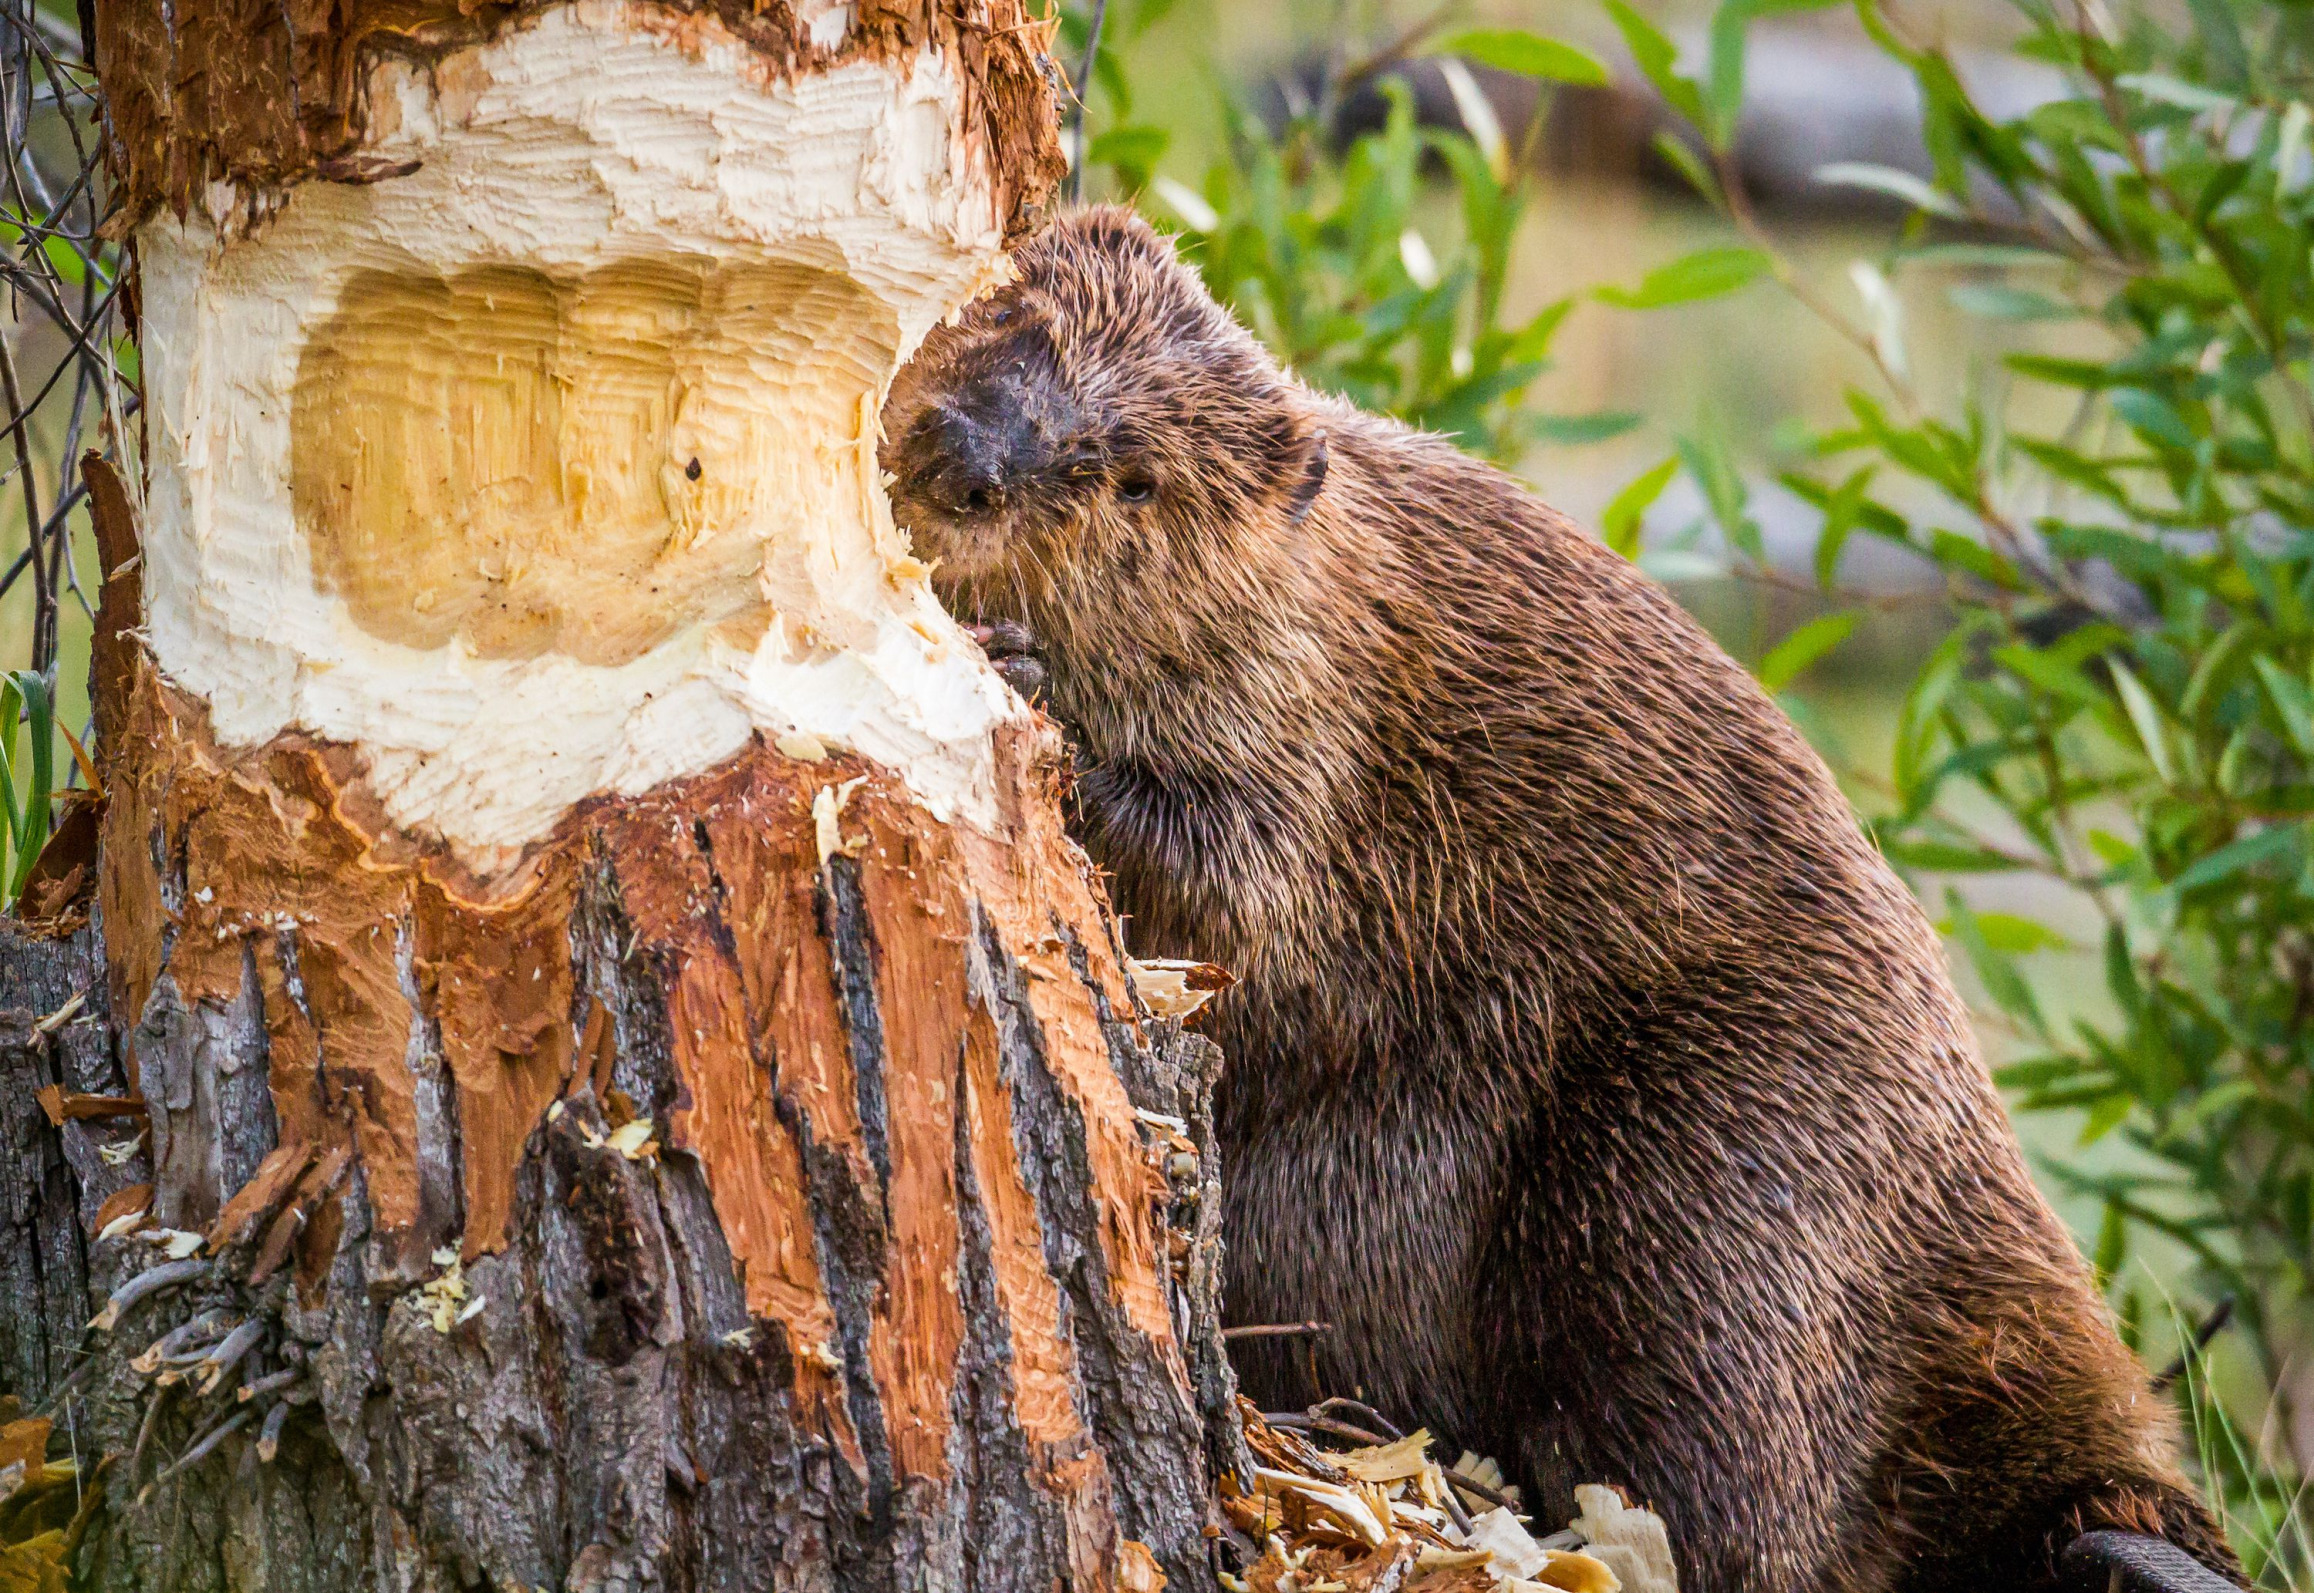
left=0, top=5, right=1244, bottom=1588
left=91, top=0, right=1064, bottom=242
left=48, top=626, right=1234, bottom=1590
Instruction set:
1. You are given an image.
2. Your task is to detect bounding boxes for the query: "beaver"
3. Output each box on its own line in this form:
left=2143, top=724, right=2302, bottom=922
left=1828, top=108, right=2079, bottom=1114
left=880, top=207, right=2237, bottom=1593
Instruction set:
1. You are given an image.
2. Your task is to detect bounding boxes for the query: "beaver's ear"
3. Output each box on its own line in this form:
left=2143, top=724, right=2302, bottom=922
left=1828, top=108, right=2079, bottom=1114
left=1271, top=421, right=1330, bottom=528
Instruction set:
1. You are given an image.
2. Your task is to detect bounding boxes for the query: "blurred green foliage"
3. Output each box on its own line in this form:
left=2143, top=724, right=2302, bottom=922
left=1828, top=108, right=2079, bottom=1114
left=1067, top=0, right=2314, bottom=1572
left=1064, top=1, right=1626, bottom=463
left=1619, top=0, right=2314, bottom=1574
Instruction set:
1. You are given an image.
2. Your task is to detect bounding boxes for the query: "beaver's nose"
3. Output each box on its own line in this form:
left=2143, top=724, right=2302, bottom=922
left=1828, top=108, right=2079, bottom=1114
left=903, top=375, right=1053, bottom=518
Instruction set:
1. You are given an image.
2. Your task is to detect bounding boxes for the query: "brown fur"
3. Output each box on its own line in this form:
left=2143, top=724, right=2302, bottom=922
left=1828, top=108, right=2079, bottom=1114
left=881, top=208, right=2239, bottom=1593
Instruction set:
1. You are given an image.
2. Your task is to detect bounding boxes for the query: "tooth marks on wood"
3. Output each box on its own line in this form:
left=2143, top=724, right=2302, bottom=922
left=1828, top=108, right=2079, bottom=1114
left=92, top=0, right=1067, bottom=246
left=969, top=907, right=1214, bottom=1590
left=63, top=665, right=1226, bottom=1588
left=945, top=1036, right=1091, bottom=1589
left=772, top=1089, right=900, bottom=1527
left=1064, top=923, right=1250, bottom=1492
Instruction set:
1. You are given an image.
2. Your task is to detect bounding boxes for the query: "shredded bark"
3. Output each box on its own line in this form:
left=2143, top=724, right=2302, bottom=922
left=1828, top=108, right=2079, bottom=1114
left=69, top=641, right=1231, bottom=1588
left=90, top=0, right=1065, bottom=239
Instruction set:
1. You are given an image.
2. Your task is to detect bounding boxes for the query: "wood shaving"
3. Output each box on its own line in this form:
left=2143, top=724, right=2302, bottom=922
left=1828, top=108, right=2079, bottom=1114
left=415, top=1252, right=472, bottom=1334
left=606, top=1118, right=657, bottom=1161
left=812, top=776, right=871, bottom=866
left=1128, top=957, right=1235, bottom=1019
left=1569, top=1487, right=1678, bottom=1593
left=1227, top=1408, right=1672, bottom=1593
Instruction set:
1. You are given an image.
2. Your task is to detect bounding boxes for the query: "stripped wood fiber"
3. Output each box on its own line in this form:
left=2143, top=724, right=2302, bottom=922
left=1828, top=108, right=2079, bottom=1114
left=90, top=636, right=1219, bottom=1584
left=91, top=0, right=1066, bottom=241
left=60, top=0, right=1239, bottom=1583
left=291, top=261, right=889, bottom=665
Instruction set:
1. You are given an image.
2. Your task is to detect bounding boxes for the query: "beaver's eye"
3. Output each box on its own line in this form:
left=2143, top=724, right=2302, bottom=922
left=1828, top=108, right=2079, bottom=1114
left=1118, top=475, right=1157, bottom=504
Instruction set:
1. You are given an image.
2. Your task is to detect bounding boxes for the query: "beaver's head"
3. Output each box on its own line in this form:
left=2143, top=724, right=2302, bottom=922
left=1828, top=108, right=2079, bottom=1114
left=882, top=207, right=1325, bottom=627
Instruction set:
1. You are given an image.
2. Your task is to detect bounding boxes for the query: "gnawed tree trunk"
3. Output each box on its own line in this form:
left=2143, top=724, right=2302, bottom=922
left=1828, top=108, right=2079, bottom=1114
left=0, top=3, right=1245, bottom=1587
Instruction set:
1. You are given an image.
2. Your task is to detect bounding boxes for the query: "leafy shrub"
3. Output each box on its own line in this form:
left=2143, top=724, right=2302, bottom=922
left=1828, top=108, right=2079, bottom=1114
left=1605, top=0, right=2314, bottom=1572
left=1064, top=2, right=1625, bottom=463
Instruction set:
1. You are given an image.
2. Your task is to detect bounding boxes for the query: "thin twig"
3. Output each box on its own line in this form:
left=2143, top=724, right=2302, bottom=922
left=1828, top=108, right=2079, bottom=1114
left=2152, top=1295, right=2236, bottom=1392
left=1221, top=1321, right=1335, bottom=1341
left=1313, top=1396, right=1402, bottom=1440
left=1334, top=1, right=1463, bottom=100
left=1063, top=0, right=1109, bottom=206
left=1262, top=1410, right=1386, bottom=1445
left=141, top=1406, right=252, bottom=1501
left=0, top=328, right=52, bottom=673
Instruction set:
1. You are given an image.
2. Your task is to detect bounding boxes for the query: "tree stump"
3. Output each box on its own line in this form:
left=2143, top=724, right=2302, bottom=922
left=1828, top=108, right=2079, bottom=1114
left=0, top=2, right=1245, bottom=1586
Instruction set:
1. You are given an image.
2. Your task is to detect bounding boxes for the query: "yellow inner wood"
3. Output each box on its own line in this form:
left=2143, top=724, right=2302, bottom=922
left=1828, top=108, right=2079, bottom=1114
left=292, top=259, right=896, bottom=665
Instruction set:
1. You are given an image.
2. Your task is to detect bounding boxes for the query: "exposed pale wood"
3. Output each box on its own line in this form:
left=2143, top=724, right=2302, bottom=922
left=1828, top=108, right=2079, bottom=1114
left=0, top=2, right=1242, bottom=1587
left=0, top=659, right=1241, bottom=1588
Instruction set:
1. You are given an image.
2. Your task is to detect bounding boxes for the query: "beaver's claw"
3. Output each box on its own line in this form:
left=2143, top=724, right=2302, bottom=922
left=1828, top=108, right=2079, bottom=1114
left=964, top=620, right=1049, bottom=704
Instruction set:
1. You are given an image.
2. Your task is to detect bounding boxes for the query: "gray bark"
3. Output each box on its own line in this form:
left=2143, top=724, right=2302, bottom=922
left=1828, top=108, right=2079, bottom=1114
left=0, top=862, right=1239, bottom=1591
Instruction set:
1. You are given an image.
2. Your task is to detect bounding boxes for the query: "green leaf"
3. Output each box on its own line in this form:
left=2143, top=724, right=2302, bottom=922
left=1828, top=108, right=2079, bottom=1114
left=1811, top=161, right=1966, bottom=218
left=2107, top=657, right=2178, bottom=787
left=0, top=675, right=20, bottom=861
left=1994, top=641, right=2106, bottom=706
left=2111, top=388, right=2199, bottom=452
left=1602, top=456, right=1679, bottom=559
left=2080, top=1092, right=2135, bottom=1147
left=1892, top=626, right=1970, bottom=804
left=1705, top=0, right=1844, bottom=150
left=1526, top=410, right=1642, bottom=445
left=1124, top=0, right=1180, bottom=39
left=2004, top=353, right=2115, bottom=389
left=2177, top=623, right=2249, bottom=723
left=1947, top=891, right=2049, bottom=1038
left=1930, top=528, right=2026, bottom=592
left=2184, top=0, right=2249, bottom=88
left=1436, top=29, right=1610, bottom=86
left=1650, top=132, right=1724, bottom=206
left=1812, top=466, right=1877, bottom=589
left=2171, top=823, right=2301, bottom=893
left=2092, top=1198, right=2127, bottom=1279
left=7, top=672, right=51, bottom=908
left=1677, top=428, right=1762, bottom=562
left=1757, top=611, right=1859, bottom=693
left=1934, top=910, right=2069, bottom=953
left=2255, top=656, right=2314, bottom=756
left=1600, top=0, right=1705, bottom=127
left=2114, top=73, right=2238, bottom=114
left=1997, top=1055, right=2089, bottom=1091
left=1947, top=283, right=2078, bottom=321
left=1875, top=837, right=2024, bottom=873
left=1086, top=124, right=1171, bottom=175
left=1504, top=298, right=1576, bottom=364
left=1595, top=246, right=1772, bottom=309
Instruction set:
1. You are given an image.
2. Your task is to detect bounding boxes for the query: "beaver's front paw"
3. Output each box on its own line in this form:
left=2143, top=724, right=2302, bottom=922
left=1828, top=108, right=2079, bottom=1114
left=965, top=620, right=1049, bottom=704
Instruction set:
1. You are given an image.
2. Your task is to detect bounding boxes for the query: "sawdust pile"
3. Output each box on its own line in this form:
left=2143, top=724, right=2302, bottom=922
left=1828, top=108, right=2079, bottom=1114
left=1219, top=1405, right=1680, bottom=1593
